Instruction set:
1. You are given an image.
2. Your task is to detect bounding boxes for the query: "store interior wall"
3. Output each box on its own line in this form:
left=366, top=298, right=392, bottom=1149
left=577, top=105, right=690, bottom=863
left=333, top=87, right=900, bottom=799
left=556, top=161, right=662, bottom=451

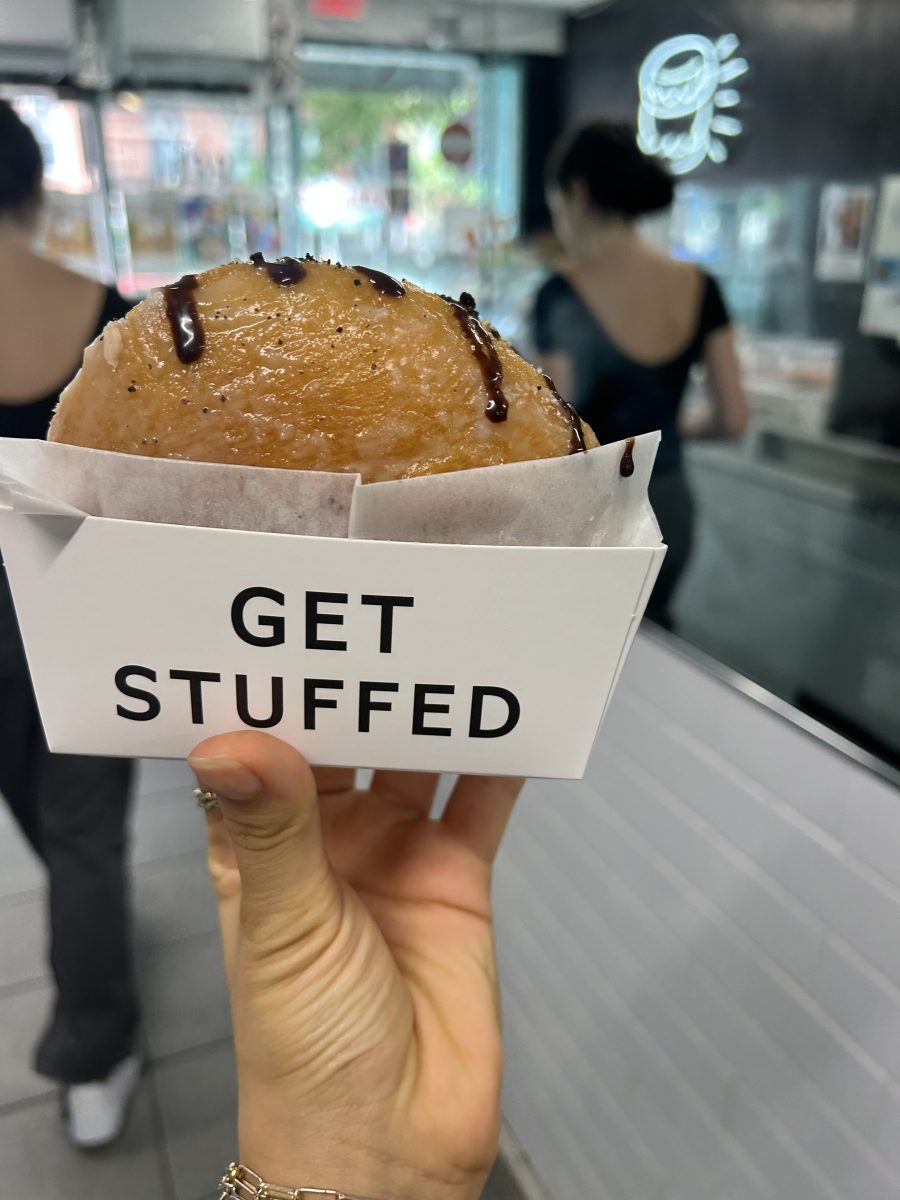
left=559, top=0, right=900, bottom=440
left=565, top=0, right=900, bottom=177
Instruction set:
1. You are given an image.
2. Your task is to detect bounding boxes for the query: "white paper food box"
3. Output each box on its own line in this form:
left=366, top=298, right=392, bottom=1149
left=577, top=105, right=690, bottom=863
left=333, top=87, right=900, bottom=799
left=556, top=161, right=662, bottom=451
left=0, top=435, right=665, bottom=779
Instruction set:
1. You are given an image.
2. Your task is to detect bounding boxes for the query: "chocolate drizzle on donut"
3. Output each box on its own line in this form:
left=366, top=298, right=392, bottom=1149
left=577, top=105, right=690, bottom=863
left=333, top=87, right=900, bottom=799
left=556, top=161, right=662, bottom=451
left=541, top=374, right=587, bottom=454
left=351, top=265, right=406, bottom=297
left=250, top=252, right=307, bottom=286
left=448, top=296, right=508, bottom=424
left=620, top=437, right=636, bottom=478
left=164, top=275, right=205, bottom=364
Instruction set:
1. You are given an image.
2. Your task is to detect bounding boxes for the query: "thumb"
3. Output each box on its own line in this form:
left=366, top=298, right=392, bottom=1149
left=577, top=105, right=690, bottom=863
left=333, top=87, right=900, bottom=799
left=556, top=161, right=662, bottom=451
left=189, top=732, right=342, bottom=947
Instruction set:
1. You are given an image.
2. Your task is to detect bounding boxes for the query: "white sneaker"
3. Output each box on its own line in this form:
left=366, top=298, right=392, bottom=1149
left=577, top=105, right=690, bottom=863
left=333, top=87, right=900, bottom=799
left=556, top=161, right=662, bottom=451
left=63, top=1053, right=141, bottom=1149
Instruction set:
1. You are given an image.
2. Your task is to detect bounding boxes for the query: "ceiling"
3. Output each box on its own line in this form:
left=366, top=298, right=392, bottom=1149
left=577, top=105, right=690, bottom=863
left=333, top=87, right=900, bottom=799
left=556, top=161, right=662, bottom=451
left=296, top=0, right=620, bottom=56
left=420, top=0, right=615, bottom=7
left=0, top=0, right=620, bottom=83
left=412, top=0, right=618, bottom=9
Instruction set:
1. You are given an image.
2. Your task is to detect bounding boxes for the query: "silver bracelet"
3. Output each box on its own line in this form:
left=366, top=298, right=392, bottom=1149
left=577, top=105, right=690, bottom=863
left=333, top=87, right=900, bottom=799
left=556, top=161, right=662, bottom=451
left=219, top=1162, right=370, bottom=1200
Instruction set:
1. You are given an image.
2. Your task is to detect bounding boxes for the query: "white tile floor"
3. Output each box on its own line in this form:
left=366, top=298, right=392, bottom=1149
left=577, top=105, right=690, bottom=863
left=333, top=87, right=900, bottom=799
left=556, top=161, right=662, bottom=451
left=0, top=761, right=518, bottom=1200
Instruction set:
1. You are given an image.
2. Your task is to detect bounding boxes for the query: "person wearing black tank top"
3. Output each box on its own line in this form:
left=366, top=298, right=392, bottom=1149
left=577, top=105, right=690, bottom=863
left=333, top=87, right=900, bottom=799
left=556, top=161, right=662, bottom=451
left=535, top=121, right=748, bottom=628
left=0, top=100, right=140, bottom=1148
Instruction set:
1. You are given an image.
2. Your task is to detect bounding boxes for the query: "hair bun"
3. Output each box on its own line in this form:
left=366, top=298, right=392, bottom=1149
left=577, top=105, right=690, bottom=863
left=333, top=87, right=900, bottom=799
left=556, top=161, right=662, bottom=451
left=627, top=156, right=674, bottom=216
left=547, top=119, right=674, bottom=219
left=0, top=99, right=44, bottom=223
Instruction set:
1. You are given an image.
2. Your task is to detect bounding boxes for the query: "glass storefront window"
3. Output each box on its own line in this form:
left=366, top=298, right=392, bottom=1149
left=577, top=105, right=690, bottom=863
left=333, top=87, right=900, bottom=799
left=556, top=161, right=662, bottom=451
left=295, top=44, right=522, bottom=315
left=101, top=93, right=285, bottom=295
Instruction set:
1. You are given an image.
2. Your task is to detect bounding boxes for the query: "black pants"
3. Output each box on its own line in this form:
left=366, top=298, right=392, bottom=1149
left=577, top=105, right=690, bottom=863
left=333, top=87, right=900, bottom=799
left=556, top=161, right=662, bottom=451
left=646, top=470, right=695, bottom=631
left=0, top=574, right=138, bottom=1084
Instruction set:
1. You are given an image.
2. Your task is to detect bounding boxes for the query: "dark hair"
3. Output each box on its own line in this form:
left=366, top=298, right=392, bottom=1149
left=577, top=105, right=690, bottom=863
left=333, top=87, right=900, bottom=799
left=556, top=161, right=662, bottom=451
left=0, top=99, right=44, bottom=223
left=546, top=119, right=674, bottom=219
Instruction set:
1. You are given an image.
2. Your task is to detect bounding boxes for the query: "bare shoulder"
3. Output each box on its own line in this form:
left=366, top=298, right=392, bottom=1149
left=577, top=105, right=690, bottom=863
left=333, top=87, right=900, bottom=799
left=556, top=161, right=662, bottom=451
left=28, top=253, right=105, bottom=305
left=0, top=249, right=108, bottom=403
left=646, top=246, right=699, bottom=279
left=645, top=250, right=705, bottom=304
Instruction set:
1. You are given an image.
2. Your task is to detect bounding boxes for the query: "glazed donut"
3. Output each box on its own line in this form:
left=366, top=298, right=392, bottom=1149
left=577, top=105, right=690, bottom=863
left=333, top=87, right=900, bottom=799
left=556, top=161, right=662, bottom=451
left=49, top=256, right=597, bottom=482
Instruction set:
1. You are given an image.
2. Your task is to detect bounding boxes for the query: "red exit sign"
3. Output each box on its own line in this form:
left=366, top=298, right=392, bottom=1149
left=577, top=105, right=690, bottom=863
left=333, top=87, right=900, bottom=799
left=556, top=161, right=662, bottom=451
left=309, top=0, right=368, bottom=18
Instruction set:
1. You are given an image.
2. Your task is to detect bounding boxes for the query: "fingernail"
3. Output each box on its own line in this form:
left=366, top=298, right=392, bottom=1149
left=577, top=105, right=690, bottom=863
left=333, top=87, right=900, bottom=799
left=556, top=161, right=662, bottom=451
left=188, top=757, right=262, bottom=801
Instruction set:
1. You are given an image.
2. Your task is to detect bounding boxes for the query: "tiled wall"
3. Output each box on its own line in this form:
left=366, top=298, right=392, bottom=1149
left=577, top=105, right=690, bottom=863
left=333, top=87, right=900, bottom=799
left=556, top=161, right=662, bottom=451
left=494, top=633, right=900, bottom=1200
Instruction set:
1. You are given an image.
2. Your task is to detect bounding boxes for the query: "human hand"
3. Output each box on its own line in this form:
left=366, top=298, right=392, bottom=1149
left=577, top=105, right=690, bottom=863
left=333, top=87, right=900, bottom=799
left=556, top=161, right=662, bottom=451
left=189, top=732, right=522, bottom=1200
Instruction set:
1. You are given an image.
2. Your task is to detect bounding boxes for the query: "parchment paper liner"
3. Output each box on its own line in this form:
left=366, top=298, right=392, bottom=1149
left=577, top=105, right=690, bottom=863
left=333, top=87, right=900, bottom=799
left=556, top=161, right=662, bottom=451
left=0, top=433, right=662, bottom=549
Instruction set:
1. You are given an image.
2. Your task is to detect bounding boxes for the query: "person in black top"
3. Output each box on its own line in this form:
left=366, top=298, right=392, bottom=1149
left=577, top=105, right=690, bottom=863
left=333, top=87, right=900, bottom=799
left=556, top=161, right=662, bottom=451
left=0, top=100, right=140, bottom=1147
left=534, top=120, right=747, bottom=627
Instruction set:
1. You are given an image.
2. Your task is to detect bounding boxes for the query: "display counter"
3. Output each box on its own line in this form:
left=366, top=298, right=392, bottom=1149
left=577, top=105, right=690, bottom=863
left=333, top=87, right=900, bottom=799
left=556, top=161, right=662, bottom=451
left=672, top=427, right=900, bottom=766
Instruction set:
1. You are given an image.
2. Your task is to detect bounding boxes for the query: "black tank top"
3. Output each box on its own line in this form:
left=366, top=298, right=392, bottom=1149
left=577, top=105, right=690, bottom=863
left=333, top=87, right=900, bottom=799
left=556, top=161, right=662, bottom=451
left=532, top=270, right=730, bottom=476
left=0, top=286, right=132, bottom=441
left=0, top=285, right=131, bottom=673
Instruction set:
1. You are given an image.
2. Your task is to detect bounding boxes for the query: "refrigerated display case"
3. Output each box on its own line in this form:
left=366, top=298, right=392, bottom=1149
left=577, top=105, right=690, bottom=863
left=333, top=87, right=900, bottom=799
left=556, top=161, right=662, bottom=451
left=100, top=92, right=290, bottom=295
left=670, top=180, right=814, bottom=333
left=1, top=86, right=115, bottom=282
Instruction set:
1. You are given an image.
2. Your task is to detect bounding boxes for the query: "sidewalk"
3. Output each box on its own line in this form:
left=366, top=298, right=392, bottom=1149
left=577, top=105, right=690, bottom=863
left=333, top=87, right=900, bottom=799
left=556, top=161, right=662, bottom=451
left=0, top=760, right=516, bottom=1199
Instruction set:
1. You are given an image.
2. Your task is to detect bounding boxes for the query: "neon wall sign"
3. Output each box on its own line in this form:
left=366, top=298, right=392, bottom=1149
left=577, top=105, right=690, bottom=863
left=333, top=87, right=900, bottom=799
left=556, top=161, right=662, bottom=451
left=637, top=33, right=749, bottom=176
